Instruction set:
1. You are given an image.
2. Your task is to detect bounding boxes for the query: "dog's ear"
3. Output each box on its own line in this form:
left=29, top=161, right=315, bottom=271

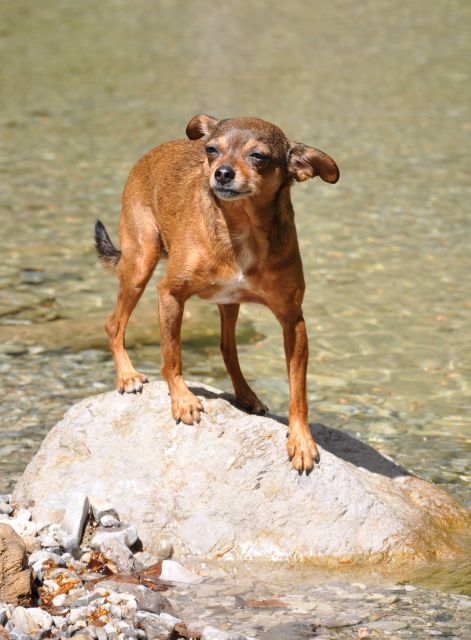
left=186, top=114, right=219, bottom=140
left=288, top=142, right=339, bottom=183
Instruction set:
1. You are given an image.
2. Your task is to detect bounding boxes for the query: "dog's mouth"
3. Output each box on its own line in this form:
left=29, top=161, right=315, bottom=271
left=212, top=186, right=252, bottom=201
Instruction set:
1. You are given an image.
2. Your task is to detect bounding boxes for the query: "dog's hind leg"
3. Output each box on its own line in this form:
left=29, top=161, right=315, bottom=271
left=105, top=205, right=160, bottom=394
left=219, top=303, right=267, bottom=415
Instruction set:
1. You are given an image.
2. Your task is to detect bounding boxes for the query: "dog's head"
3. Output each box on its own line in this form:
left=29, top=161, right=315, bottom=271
left=186, top=114, right=339, bottom=202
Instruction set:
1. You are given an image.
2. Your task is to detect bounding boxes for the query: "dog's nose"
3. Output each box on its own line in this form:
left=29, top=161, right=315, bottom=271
left=214, top=165, right=235, bottom=185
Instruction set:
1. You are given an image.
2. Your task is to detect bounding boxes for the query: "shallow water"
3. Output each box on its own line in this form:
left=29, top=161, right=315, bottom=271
left=1, top=0, right=470, bottom=600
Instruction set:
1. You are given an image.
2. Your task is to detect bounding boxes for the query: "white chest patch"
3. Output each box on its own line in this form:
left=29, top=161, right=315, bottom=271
left=207, top=272, right=249, bottom=304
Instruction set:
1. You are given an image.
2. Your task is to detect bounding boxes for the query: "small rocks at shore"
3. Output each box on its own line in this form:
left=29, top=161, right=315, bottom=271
left=0, top=495, right=470, bottom=640
left=0, top=496, right=244, bottom=640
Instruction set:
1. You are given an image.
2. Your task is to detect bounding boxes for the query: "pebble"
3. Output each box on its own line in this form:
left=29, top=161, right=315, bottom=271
left=135, top=588, right=174, bottom=616
left=52, top=594, right=67, bottom=607
left=8, top=631, right=33, bottom=640
left=90, top=501, right=119, bottom=523
left=0, top=342, right=29, bottom=356
left=104, top=622, right=118, bottom=634
left=90, top=524, right=138, bottom=550
left=0, top=503, right=13, bottom=515
left=159, top=612, right=181, bottom=627
left=201, top=626, right=230, bottom=640
left=68, top=608, right=86, bottom=625
left=366, top=620, right=408, bottom=633
left=100, top=514, right=121, bottom=528
left=159, top=559, right=203, bottom=584
left=133, top=550, right=160, bottom=569
left=60, top=493, right=90, bottom=552
left=134, top=612, right=174, bottom=640
left=72, top=592, right=103, bottom=608
left=39, top=532, right=59, bottom=548
left=99, top=538, right=134, bottom=573
left=20, top=270, right=46, bottom=285
left=52, top=616, right=68, bottom=629
left=9, top=607, right=39, bottom=635
left=108, top=604, right=122, bottom=619
left=27, top=608, right=53, bottom=631
left=155, top=539, right=174, bottom=560
left=95, top=627, right=108, bottom=640
left=29, top=549, right=62, bottom=567
left=0, top=607, right=7, bottom=626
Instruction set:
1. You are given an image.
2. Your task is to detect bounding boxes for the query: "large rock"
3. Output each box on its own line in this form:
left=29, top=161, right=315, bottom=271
left=0, top=524, right=31, bottom=604
left=13, top=382, right=469, bottom=565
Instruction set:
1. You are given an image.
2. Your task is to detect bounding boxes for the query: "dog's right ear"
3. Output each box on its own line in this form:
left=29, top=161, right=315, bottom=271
left=186, top=114, right=219, bottom=140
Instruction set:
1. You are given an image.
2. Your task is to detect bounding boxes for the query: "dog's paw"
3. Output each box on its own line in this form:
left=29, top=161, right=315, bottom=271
left=237, top=393, right=268, bottom=416
left=118, top=372, right=149, bottom=394
left=286, top=430, right=320, bottom=474
left=171, top=392, right=204, bottom=425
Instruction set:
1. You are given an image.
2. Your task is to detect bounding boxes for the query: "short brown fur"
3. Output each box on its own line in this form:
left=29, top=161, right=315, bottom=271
left=95, top=115, right=339, bottom=473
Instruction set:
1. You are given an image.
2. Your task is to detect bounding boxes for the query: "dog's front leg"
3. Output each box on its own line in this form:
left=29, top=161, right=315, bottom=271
left=277, top=311, right=320, bottom=473
left=158, top=279, right=203, bottom=424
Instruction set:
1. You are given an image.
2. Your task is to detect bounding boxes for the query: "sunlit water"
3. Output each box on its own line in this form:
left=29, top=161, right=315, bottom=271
left=1, top=0, right=470, bottom=600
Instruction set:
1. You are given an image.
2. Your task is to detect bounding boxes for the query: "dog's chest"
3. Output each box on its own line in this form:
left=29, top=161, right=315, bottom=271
left=206, top=271, right=251, bottom=304
left=200, top=230, right=265, bottom=304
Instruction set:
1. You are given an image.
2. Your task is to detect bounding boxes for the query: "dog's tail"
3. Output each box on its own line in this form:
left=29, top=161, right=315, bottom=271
left=94, top=219, right=121, bottom=274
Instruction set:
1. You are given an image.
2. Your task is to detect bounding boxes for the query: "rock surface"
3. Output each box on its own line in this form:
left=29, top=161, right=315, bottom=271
left=13, top=381, right=469, bottom=565
left=0, top=524, right=31, bottom=605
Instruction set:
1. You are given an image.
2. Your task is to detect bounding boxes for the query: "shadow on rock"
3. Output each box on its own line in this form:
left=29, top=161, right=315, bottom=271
left=188, top=384, right=409, bottom=480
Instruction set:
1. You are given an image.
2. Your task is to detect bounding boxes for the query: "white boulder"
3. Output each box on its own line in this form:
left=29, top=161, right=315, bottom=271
left=13, top=381, right=469, bottom=565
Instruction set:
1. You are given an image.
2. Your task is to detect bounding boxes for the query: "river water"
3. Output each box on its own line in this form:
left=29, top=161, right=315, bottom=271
left=1, top=0, right=470, bottom=606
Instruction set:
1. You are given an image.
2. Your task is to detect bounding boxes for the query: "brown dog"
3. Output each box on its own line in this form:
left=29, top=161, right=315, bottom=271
left=94, top=115, right=339, bottom=473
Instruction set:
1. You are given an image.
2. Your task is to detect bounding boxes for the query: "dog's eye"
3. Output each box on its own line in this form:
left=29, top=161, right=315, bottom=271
left=205, top=146, right=219, bottom=156
left=250, top=152, right=269, bottom=162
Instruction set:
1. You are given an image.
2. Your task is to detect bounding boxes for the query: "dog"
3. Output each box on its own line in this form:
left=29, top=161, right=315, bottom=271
left=94, top=115, right=339, bottom=473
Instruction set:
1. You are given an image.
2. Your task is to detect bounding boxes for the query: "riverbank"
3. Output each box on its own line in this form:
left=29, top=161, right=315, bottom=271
left=1, top=497, right=470, bottom=640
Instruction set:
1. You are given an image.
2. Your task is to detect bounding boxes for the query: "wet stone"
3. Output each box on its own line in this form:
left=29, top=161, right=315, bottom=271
left=135, top=588, right=174, bottom=616
left=20, top=270, right=46, bottom=285
left=0, top=342, right=29, bottom=356
left=201, top=627, right=230, bottom=640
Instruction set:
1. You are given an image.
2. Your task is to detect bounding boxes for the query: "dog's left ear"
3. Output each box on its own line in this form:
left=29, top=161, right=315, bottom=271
left=186, top=114, right=219, bottom=140
left=288, top=143, right=339, bottom=183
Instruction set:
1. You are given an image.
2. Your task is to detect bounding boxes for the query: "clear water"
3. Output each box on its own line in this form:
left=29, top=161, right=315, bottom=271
left=1, top=0, right=470, bottom=595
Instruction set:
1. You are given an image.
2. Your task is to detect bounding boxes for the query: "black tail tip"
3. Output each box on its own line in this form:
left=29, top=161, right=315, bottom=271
left=94, top=219, right=121, bottom=270
left=94, top=218, right=106, bottom=239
